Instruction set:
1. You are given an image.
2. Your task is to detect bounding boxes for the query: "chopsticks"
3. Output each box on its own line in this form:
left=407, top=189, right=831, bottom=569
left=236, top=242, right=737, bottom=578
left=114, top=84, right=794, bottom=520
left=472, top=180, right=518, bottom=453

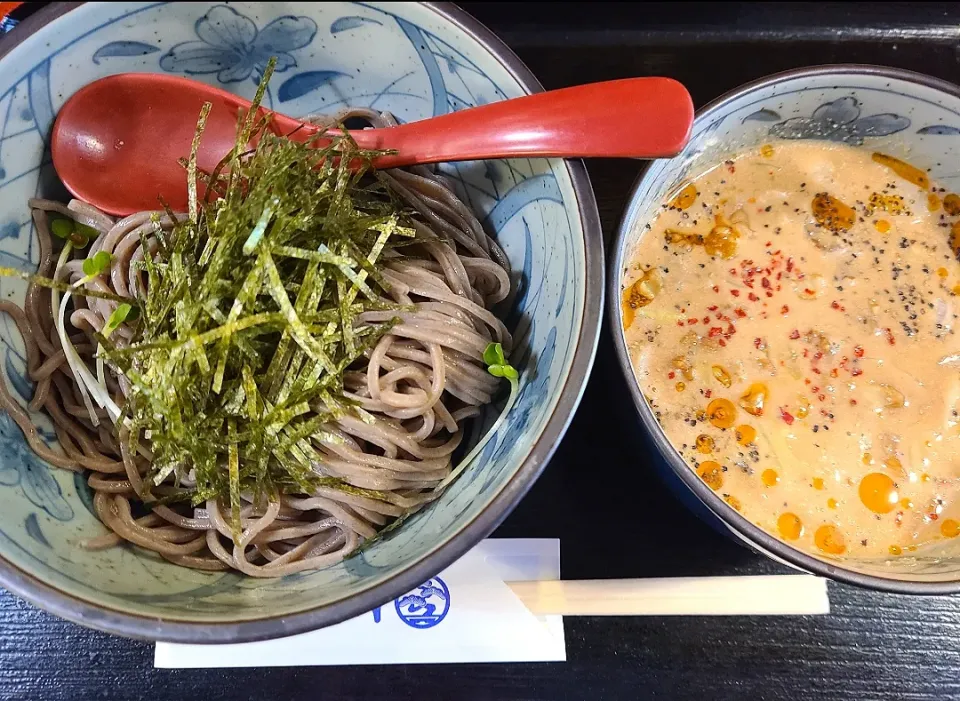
left=506, top=574, right=830, bottom=616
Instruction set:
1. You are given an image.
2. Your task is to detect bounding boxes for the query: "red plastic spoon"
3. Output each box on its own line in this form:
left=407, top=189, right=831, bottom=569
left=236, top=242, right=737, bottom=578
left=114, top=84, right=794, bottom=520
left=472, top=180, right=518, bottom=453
left=51, top=73, right=694, bottom=216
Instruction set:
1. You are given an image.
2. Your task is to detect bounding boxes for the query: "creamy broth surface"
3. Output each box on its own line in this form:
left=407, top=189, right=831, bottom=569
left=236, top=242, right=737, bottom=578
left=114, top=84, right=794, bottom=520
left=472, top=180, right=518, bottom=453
left=623, top=140, right=960, bottom=558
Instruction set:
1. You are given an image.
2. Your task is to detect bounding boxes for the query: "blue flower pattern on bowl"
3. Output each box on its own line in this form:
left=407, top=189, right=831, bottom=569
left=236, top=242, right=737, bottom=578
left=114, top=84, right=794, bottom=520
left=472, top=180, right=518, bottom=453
left=0, top=413, right=72, bottom=522
left=768, top=96, right=910, bottom=145
left=159, top=5, right=317, bottom=83
left=0, top=1, right=589, bottom=629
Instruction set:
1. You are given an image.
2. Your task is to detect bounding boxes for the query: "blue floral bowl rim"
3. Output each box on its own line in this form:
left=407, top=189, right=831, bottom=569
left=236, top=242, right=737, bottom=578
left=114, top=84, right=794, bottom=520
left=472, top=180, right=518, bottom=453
left=610, top=63, right=960, bottom=596
left=0, top=1, right=605, bottom=642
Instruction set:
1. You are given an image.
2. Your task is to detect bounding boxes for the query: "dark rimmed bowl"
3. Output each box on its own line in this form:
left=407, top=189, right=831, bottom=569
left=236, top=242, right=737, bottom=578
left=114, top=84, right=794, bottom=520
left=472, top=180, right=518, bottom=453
left=0, top=2, right=602, bottom=641
left=610, top=64, right=960, bottom=594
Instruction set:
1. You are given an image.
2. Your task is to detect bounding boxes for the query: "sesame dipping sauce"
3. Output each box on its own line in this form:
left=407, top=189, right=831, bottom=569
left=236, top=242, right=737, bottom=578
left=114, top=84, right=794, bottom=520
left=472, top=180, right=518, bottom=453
left=622, top=140, right=960, bottom=559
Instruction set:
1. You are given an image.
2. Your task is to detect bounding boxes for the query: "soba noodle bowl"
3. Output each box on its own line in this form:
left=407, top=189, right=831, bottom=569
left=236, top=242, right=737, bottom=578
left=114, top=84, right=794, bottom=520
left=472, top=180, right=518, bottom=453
left=0, top=107, right=513, bottom=577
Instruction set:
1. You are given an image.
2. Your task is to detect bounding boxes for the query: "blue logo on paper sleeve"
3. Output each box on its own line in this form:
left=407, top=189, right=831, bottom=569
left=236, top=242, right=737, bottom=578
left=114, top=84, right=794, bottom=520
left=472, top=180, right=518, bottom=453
left=393, top=577, right=451, bottom=629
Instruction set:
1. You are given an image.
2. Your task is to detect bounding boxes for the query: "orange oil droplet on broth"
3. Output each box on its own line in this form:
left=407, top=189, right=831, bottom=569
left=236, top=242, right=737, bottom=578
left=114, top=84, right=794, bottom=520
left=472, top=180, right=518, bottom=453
left=675, top=381, right=686, bottom=392
left=621, top=269, right=661, bottom=329
left=724, top=495, right=742, bottom=511
left=777, top=513, right=803, bottom=540
left=874, top=219, right=891, bottom=233
left=944, top=193, right=960, bottom=216
left=706, top=398, right=737, bottom=429
left=938, top=267, right=950, bottom=278
left=695, top=434, right=715, bottom=454
left=900, top=498, right=914, bottom=510
left=697, top=461, right=724, bottom=490
left=712, top=364, right=733, bottom=388
left=889, top=544, right=903, bottom=556
left=871, top=152, right=931, bottom=190
left=812, top=192, right=856, bottom=233
left=735, top=424, right=757, bottom=445
left=670, top=183, right=699, bottom=210
left=951, top=221, right=960, bottom=257
left=941, top=519, right=960, bottom=538
left=761, top=469, right=780, bottom=487
left=812, top=477, right=825, bottom=490
left=859, top=472, right=899, bottom=514
left=760, top=144, right=775, bottom=158
left=815, top=524, right=847, bottom=555
left=928, top=193, right=942, bottom=211
left=827, top=498, right=838, bottom=510
left=739, top=383, right=768, bottom=417
left=703, top=216, right=740, bottom=259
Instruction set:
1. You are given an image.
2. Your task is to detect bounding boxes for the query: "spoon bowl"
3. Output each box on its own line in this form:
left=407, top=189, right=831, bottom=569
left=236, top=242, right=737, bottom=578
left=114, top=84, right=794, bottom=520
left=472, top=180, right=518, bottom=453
left=52, top=72, right=693, bottom=215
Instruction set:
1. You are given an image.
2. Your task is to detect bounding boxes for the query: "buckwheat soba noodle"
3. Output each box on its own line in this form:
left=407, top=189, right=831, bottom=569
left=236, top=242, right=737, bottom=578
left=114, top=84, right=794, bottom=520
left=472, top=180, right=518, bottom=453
left=0, top=92, right=518, bottom=577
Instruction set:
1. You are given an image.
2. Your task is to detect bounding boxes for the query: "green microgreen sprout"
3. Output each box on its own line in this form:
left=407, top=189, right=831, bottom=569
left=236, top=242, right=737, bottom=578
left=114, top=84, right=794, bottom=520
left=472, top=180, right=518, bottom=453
left=81, top=251, right=112, bottom=278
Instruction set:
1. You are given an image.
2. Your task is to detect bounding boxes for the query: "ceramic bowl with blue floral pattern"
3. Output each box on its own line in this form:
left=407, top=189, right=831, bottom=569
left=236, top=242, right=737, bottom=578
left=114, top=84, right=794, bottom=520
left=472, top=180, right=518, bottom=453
left=612, top=65, right=960, bottom=594
left=0, top=2, right=602, bottom=640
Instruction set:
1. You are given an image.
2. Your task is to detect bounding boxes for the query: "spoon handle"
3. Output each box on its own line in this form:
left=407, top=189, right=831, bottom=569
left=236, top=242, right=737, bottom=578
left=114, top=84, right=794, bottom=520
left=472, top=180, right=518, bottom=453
left=343, top=77, right=693, bottom=168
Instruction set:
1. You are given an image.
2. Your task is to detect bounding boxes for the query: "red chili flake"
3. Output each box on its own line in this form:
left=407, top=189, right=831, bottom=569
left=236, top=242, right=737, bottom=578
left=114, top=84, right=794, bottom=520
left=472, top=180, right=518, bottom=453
left=754, top=337, right=765, bottom=350
left=702, top=316, right=710, bottom=324
left=812, top=368, right=822, bottom=374
left=728, top=165, right=735, bottom=173
left=715, top=312, right=723, bottom=320
left=802, top=349, right=810, bottom=358
left=850, top=399, right=858, bottom=406
left=765, top=241, right=772, bottom=247
left=804, top=378, right=812, bottom=385
left=748, top=292, right=760, bottom=302
left=811, top=386, right=820, bottom=393
left=668, top=371, right=676, bottom=379
left=830, top=301, right=841, bottom=310
left=729, top=268, right=737, bottom=275
left=930, top=513, right=939, bottom=521
left=725, top=323, right=736, bottom=336
left=687, top=318, right=699, bottom=325
left=786, top=257, right=795, bottom=272
left=709, top=327, right=724, bottom=337
left=789, top=329, right=800, bottom=339
left=854, top=345, right=864, bottom=358
left=704, top=389, right=713, bottom=398
left=830, top=368, right=839, bottom=378
left=851, top=367, right=863, bottom=376
left=884, top=328, right=896, bottom=346
left=813, top=351, right=823, bottom=361
left=712, top=285, right=719, bottom=293
left=765, top=291, right=773, bottom=297
left=718, top=339, right=727, bottom=347
left=773, top=250, right=781, bottom=256
left=779, top=408, right=795, bottom=425
left=761, top=278, right=771, bottom=289
left=707, top=305, right=718, bottom=312
left=776, top=272, right=783, bottom=280
left=803, top=288, right=814, bottom=295
left=781, top=305, right=790, bottom=314
left=818, top=393, right=826, bottom=401
left=731, top=289, right=740, bottom=297
left=734, top=308, right=747, bottom=318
